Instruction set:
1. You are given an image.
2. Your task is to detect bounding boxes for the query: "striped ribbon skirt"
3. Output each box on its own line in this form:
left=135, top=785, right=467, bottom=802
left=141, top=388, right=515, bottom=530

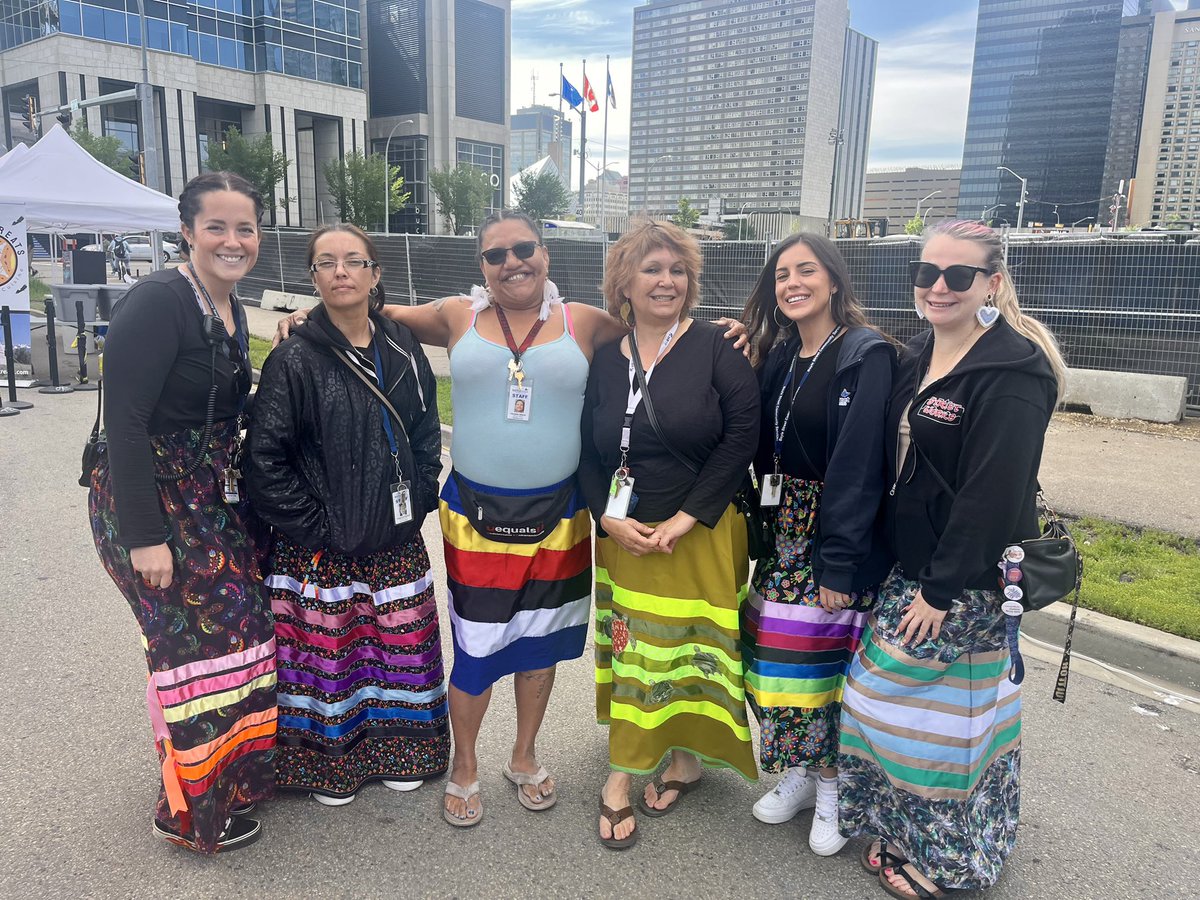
left=265, top=534, right=449, bottom=797
left=740, top=476, right=872, bottom=771
left=439, top=473, right=592, bottom=696
left=595, top=504, right=757, bottom=780
left=838, top=566, right=1022, bottom=890
left=88, top=420, right=277, bottom=853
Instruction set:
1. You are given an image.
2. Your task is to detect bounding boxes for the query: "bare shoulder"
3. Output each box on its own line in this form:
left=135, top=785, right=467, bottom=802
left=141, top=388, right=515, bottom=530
left=567, top=302, right=627, bottom=351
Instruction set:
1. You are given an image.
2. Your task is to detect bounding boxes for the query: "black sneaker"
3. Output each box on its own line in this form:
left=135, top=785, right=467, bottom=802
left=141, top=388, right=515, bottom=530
left=230, top=802, right=256, bottom=816
left=153, top=815, right=262, bottom=852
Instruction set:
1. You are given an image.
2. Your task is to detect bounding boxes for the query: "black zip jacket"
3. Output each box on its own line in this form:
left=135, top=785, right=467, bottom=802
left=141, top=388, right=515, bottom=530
left=886, top=316, right=1057, bottom=610
left=245, top=305, right=442, bottom=557
left=754, top=327, right=897, bottom=594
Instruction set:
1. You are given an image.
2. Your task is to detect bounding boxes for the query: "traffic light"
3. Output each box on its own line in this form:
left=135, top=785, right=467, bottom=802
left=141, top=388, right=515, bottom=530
left=57, top=110, right=72, bottom=129
left=21, top=96, right=37, bottom=135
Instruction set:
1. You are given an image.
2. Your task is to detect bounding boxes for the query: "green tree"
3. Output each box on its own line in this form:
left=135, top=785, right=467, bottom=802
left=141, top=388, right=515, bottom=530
left=513, top=170, right=571, bottom=222
left=722, top=219, right=757, bottom=240
left=904, top=215, right=925, bottom=236
left=322, top=151, right=410, bottom=229
left=670, top=197, right=701, bottom=230
left=204, top=126, right=289, bottom=213
left=428, top=164, right=494, bottom=234
left=69, top=122, right=134, bottom=178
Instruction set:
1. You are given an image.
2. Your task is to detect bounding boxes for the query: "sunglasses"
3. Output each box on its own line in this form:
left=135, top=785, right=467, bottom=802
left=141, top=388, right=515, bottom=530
left=481, top=240, right=541, bottom=266
left=909, top=261, right=990, bottom=292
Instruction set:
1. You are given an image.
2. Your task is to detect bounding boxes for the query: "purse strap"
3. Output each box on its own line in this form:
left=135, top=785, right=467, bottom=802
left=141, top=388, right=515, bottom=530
left=89, top=376, right=103, bottom=443
left=335, top=346, right=410, bottom=445
left=629, top=331, right=700, bottom=477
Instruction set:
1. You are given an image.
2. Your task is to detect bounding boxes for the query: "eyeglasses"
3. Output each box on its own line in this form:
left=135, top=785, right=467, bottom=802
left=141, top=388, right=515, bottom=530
left=480, top=240, right=541, bottom=266
left=310, top=258, right=378, bottom=273
left=909, top=261, right=990, bottom=292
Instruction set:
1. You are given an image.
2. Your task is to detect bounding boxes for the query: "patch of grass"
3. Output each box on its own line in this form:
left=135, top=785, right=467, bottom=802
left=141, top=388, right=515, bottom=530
left=436, top=375, right=452, bottom=425
left=249, top=335, right=272, bottom=371
left=1073, top=516, right=1200, bottom=641
left=28, top=275, right=50, bottom=313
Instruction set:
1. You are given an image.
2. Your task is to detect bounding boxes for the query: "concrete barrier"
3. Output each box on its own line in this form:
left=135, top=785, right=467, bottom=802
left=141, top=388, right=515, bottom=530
left=260, top=289, right=318, bottom=312
left=1062, top=367, right=1187, bottom=423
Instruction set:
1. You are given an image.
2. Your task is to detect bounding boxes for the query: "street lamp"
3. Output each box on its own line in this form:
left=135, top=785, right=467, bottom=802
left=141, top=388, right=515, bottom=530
left=739, top=200, right=752, bottom=240
left=1071, top=216, right=1094, bottom=231
left=576, top=151, right=619, bottom=229
left=921, top=205, right=940, bottom=225
left=996, top=166, right=1028, bottom=231
left=644, top=154, right=673, bottom=215
left=980, top=203, right=1006, bottom=222
left=915, top=190, right=941, bottom=223
left=383, top=118, right=415, bottom=235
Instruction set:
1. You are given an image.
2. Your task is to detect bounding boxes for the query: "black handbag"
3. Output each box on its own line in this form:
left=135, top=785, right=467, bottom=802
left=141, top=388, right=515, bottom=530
left=79, top=378, right=104, bottom=488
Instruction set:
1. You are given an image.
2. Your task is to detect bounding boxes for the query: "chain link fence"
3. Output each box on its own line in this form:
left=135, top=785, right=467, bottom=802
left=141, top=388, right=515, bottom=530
left=244, top=229, right=1200, bottom=415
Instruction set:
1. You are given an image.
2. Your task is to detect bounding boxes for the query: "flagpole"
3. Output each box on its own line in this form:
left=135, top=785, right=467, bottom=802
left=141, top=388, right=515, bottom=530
left=557, top=62, right=564, bottom=184
left=579, top=59, right=587, bottom=217
left=601, top=55, right=610, bottom=234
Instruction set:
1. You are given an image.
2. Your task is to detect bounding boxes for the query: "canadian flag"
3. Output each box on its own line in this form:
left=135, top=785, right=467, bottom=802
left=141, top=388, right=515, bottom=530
left=583, top=76, right=600, bottom=113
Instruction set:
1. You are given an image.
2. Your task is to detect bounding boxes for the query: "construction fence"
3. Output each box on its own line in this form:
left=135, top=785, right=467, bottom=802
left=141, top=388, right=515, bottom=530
left=244, top=229, right=1200, bottom=414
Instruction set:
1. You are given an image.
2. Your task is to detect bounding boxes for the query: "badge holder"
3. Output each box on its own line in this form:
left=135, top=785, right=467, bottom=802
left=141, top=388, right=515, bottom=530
left=391, top=480, right=414, bottom=525
left=506, top=377, right=533, bottom=422
left=605, top=468, right=636, bottom=520
left=761, top=471, right=783, bottom=507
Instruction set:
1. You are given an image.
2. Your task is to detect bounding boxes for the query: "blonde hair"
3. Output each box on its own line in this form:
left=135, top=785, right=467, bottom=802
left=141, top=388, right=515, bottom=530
left=924, top=220, right=1067, bottom=398
left=602, top=220, right=702, bottom=319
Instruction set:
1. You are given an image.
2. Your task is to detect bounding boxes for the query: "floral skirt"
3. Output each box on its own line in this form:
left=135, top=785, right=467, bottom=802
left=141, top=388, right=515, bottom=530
left=740, top=476, right=872, bottom=771
left=89, top=419, right=277, bottom=853
left=838, top=565, right=1021, bottom=890
left=595, top=505, right=756, bottom=781
left=265, top=534, right=449, bottom=797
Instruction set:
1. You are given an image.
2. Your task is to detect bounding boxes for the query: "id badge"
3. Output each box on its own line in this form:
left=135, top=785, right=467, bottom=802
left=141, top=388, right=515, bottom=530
left=604, top=474, right=635, bottom=521
left=761, top=474, right=782, bottom=507
left=222, top=467, right=242, bottom=504
left=506, top=380, right=532, bottom=422
left=391, top=481, right=414, bottom=525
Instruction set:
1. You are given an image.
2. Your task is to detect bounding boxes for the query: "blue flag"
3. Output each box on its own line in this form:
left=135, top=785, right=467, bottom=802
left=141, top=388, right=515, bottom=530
left=606, top=71, right=617, bottom=109
left=561, top=74, right=583, bottom=109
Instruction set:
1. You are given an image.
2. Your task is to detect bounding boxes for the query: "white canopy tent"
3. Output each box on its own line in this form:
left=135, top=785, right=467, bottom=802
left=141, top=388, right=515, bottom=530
left=0, top=142, right=30, bottom=172
left=0, top=124, right=177, bottom=233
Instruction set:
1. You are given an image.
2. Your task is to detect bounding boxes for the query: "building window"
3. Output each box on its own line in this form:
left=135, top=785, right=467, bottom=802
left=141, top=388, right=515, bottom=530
left=456, top=139, right=505, bottom=216
left=195, top=98, right=244, bottom=169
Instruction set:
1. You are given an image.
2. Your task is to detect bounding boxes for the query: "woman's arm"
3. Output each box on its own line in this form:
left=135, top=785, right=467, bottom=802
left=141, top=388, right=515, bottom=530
left=274, top=296, right=473, bottom=348
left=407, top=345, right=445, bottom=519
left=569, top=304, right=749, bottom=361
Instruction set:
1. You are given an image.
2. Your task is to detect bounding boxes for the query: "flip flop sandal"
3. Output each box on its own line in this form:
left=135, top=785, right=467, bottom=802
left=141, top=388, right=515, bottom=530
left=637, top=777, right=700, bottom=818
left=502, top=762, right=557, bottom=811
left=443, top=780, right=483, bottom=828
left=598, top=798, right=638, bottom=850
left=878, top=862, right=952, bottom=899
left=861, top=838, right=909, bottom=876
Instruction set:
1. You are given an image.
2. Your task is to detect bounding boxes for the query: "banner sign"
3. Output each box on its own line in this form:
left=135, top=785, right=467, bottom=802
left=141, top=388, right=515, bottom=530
left=0, top=203, right=32, bottom=381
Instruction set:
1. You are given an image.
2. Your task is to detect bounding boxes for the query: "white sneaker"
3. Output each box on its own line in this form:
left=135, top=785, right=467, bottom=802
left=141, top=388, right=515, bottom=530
left=808, top=776, right=849, bottom=856
left=752, top=767, right=816, bottom=824
left=382, top=779, right=425, bottom=792
left=312, top=792, right=356, bottom=807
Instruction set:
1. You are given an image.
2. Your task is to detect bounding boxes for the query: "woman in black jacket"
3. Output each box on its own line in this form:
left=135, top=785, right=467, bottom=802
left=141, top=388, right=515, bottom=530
left=739, top=233, right=895, bottom=858
left=246, top=224, right=447, bottom=806
left=838, top=220, right=1066, bottom=898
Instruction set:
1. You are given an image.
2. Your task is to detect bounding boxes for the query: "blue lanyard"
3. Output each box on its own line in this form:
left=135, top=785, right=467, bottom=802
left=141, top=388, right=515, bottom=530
left=372, top=341, right=399, bottom=459
left=772, top=326, right=842, bottom=470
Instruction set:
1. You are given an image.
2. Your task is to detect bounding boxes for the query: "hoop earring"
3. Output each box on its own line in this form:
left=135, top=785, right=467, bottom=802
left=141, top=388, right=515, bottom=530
left=976, top=294, right=999, bottom=328
left=369, top=285, right=378, bottom=298
left=772, top=306, right=790, bottom=328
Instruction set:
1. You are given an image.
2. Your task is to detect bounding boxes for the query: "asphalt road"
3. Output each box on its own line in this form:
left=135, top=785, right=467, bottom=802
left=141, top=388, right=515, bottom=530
left=2, top=392, right=1198, bottom=899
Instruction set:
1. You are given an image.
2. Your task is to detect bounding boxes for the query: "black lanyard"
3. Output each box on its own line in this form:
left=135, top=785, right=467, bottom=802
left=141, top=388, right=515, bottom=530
left=772, top=326, right=842, bottom=472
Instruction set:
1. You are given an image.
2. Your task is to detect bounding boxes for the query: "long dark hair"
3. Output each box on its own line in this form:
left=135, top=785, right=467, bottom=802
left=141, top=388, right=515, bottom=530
left=176, top=171, right=264, bottom=256
left=306, top=223, right=387, bottom=312
left=742, top=232, right=875, bottom=367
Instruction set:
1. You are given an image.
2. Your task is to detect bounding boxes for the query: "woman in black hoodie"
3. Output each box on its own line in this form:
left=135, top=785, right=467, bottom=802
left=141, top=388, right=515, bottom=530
left=740, top=234, right=895, bottom=857
left=838, top=220, right=1066, bottom=898
left=246, top=224, right=447, bottom=806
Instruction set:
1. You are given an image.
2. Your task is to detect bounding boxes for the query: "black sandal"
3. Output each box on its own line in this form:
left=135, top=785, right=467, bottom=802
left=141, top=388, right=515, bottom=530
left=878, top=862, right=953, bottom=899
left=861, top=837, right=909, bottom=876
left=599, top=798, right=638, bottom=850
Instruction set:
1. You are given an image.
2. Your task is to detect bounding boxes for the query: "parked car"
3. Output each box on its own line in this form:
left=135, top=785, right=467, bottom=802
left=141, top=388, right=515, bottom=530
left=80, top=235, right=180, bottom=262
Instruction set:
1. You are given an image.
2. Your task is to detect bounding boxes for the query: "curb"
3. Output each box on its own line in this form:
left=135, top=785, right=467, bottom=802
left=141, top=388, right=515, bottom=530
left=1036, top=602, right=1200, bottom=666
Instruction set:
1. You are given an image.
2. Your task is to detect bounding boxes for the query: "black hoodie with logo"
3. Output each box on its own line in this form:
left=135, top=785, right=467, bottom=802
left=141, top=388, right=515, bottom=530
left=886, top=316, right=1058, bottom=610
left=246, top=305, right=442, bottom=557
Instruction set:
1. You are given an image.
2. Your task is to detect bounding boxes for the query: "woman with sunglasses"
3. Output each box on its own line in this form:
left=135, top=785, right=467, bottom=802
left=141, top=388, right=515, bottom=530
left=838, top=220, right=1066, bottom=898
left=87, top=172, right=275, bottom=853
left=245, top=224, right=447, bottom=807
left=739, top=234, right=895, bottom=857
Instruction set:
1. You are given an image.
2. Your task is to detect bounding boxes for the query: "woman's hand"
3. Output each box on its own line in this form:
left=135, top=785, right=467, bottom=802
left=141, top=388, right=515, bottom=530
left=601, top=515, right=661, bottom=557
left=898, top=589, right=948, bottom=646
left=651, top=511, right=698, bottom=554
left=714, top=317, right=750, bottom=355
left=130, top=543, right=174, bottom=590
left=273, top=311, right=308, bottom=346
left=818, top=586, right=852, bottom=613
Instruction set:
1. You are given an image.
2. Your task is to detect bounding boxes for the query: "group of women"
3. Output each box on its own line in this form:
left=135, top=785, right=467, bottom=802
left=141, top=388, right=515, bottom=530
left=89, top=169, right=1065, bottom=897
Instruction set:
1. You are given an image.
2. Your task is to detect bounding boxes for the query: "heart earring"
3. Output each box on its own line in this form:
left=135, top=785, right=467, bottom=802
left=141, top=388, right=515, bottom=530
left=976, top=295, right=1000, bottom=328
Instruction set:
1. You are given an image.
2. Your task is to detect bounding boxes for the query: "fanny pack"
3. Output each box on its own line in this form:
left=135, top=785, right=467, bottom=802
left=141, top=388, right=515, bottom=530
left=451, top=470, right=576, bottom=544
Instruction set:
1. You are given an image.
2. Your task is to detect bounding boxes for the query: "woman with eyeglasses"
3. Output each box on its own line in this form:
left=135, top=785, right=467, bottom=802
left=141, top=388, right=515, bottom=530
left=245, top=223, right=447, bottom=807
left=838, top=220, right=1065, bottom=898
left=738, top=234, right=895, bottom=858
left=87, top=172, right=275, bottom=853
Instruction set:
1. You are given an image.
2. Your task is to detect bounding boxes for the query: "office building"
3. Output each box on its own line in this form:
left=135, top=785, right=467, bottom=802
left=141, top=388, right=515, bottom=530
left=368, top=0, right=510, bottom=233
left=628, top=0, right=869, bottom=234
left=831, top=28, right=877, bottom=222
left=863, top=166, right=961, bottom=229
left=958, top=0, right=1123, bottom=224
left=510, top=104, right=571, bottom=189
left=0, top=0, right=369, bottom=226
left=1101, top=8, right=1154, bottom=216
left=582, top=170, right=629, bottom=231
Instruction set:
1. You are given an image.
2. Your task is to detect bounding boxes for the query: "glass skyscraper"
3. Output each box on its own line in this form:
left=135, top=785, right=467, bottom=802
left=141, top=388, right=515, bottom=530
left=958, top=0, right=1123, bottom=224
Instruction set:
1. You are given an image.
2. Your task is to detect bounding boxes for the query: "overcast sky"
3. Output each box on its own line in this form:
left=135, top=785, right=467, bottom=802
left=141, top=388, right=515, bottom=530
left=510, top=0, right=980, bottom=184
